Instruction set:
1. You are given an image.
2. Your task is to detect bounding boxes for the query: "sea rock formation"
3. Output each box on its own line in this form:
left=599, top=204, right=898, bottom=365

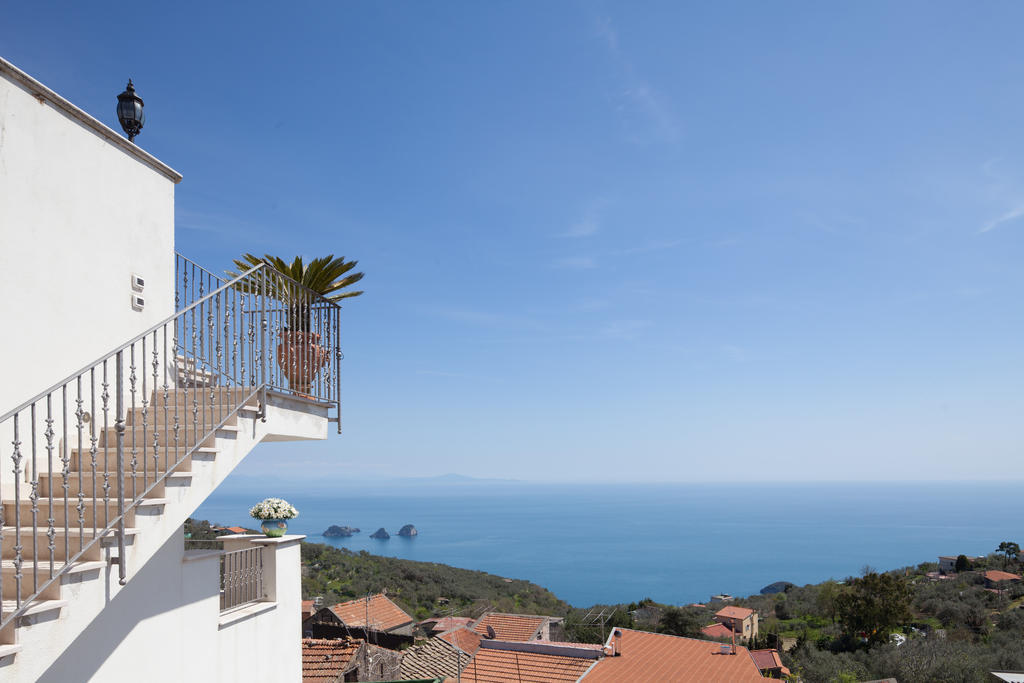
left=760, top=581, right=795, bottom=595
left=323, top=525, right=360, bottom=538
left=397, top=524, right=418, bottom=537
left=370, top=527, right=390, bottom=539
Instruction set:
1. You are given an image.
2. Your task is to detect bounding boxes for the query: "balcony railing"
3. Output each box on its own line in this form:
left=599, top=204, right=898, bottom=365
left=220, top=546, right=264, bottom=611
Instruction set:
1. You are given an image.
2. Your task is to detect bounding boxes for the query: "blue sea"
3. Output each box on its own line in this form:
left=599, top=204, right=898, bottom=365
left=194, top=479, right=1024, bottom=607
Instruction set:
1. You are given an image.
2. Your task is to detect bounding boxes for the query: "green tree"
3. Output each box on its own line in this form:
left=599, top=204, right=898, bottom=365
left=656, top=606, right=704, bottom=638
left=816, top=580, right=845, bottom=624
left=835, top=572, right=911, bottom=644
left=997, top=541, right=1020, bottom=565
left=955, top=554, right=971, bottom=573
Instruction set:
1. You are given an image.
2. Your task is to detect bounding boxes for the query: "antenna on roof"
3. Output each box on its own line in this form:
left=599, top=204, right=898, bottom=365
left=581, top=608, right=617, bottom=644
left=486, top=625, right=497, bottom=640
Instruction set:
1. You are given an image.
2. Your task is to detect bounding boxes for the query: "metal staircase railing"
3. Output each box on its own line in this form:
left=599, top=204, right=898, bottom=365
left=0, top=255, right=342, bottom=632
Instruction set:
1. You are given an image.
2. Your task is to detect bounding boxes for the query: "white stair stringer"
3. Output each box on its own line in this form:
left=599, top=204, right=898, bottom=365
left=0, top=390, right=329, bottom=683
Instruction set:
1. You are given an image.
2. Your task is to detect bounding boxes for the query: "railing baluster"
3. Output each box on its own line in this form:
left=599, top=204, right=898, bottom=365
left=12, top=413, right=23, bottom=608
left=62, top=384, right=70, bottom=570
left=30, top=403, right=38, bottom=594
left=89, top=368, right=97, bottom=542
left=76, top=376, right=85, bottom=554
left=101, top=360, right=110, bottom=530
left=115, top=350, right=126, bottom=585
left=45, top=395, right=55, bottom=579
left=129, top=344, right=138, bottom=501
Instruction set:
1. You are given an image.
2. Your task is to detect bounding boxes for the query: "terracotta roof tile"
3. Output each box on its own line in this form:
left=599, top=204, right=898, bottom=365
left=440, top=627, right=483, bottom=655
left=426, top=616, right=475, bottom=633
left=302, top=638, right=362, bottom=683
left=473, top=613, right=546, bottom=642
left=984, top=570, right=1022, bottom=582
left=455, top=647, right=596, bottom=682
left=749, top=648, right=783, bottom=670
left=700, top=623, right=734, bottom=639
left=329, top=593, right=413, bottom=632
left=401, top=636, right=468, bottom=680
left=581, top=629, right=764, bottom=682
left=715, top=605, right=754, bottom=620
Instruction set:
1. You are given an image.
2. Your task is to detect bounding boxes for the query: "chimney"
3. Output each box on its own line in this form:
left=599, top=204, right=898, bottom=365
left=613, top=629, right=622, bottom=656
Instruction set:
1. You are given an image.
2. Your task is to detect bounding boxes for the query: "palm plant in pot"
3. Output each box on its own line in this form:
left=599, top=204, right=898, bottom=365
left=227, top=254, right=364, bottom=395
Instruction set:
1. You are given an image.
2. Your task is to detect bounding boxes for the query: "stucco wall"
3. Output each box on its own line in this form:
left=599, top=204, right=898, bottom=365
left=0, top=63, right=178, bottom=416
left=22, top=532, right=304, bottom=683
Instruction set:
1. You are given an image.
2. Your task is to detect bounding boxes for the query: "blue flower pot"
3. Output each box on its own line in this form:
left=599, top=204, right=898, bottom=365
left=260, top=519, right=288, bottom=537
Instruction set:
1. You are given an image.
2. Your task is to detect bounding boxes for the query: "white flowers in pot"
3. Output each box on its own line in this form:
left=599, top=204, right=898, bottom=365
left=249, top=498, right=299, bottom=521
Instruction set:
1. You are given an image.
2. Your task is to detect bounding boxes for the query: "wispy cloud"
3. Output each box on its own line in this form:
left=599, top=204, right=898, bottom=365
left=721, top=344, right=748, bottom=363
left=980, top=205, right=1024, bottom=233
left=430, top=307, right=546, bottom=331
left=416, top=369, right=502, bottom=383
left=621, top=239, right=683, bottom=255
left=600, top=319, right=652, bottom=340
left=595, top=15, right=680, bottom=144
left=553, top=255, right=598, bottom=270
left=558, top=201, right=607, bottom=238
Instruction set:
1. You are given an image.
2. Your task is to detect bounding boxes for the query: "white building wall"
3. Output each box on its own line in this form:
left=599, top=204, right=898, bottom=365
left=0, top=58, right=180, bottom=416
left=20, top=533, right=303, bottom=683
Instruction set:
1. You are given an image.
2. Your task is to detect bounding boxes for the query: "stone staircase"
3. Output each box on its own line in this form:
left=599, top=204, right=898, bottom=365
left=0, top=255, right=342, bottom=681
left=0, top=386, right=330, bottom=680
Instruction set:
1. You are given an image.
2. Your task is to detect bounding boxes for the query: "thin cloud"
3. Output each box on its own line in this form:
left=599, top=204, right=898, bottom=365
left=430, top=307, right=546, bottom=331
left=558, top=201, right=608, bottom=238
left=621, top=239, right=683, bottom=255
left=554, top=255, right=598, bottom=270
left=600, top=319, right=652, bottom=341
left=594, top=15, right=680, bottom=144
left=980, top=205, right=1024, bottom=233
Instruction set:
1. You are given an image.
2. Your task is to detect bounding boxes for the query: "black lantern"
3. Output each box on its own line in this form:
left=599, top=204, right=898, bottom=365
left=116, top=79, right=145, bottom=142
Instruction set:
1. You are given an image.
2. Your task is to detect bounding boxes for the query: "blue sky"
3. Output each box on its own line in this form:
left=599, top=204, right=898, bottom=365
left=5, top=2, right=1024, bottom=481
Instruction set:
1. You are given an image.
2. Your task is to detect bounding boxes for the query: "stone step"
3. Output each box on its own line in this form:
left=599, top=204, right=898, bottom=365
left=124, top=401, right=259, bottom=427
left=95, top=422, right=239, bottom=448
left=0, top=527, right=139, bottom=562
left=148, top=386, right=257, bottom=407
left=37, top=471, right=182, bottom=499
left=0, top=560, right=106, bottom=600
left=2, top=498, right=138, bottom=528
left=63, top=446, right=216, bottom=473
left=0, top=643, right=22, bottom=660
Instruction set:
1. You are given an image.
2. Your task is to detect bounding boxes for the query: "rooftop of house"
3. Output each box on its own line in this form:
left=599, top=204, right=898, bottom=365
left=715, top=605, right=755, bottom=620
left=223, top=526, right=249, bottom=534
left=329, top=593, right=414, bottom=632
left=472, top=612, right=547, bottom=641
left=749, top=648, right=791, bottom=676
left=439, top=626, right=483, bottom=655
left=401, top=635, right=467, bottom=681
left=984, top=570, right=1023, bottom=582
left=424, top=616, right=475, bottom=633
left=581, top=629, right=765, bottom=682
left=452, top=645, right=597, bottom=683
left=301, top=600, right=316, bottom=614
left=700, top=623, right=735, bottom=639
left=301, top=637, right=362, bottom=683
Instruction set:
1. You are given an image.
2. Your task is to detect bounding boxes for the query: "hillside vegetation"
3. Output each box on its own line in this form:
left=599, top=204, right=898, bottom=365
left=300, top=542, right=570, bottom=620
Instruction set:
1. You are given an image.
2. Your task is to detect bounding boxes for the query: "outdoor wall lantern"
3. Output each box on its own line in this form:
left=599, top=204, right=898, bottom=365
left=116, top=79, right=145, bottom=142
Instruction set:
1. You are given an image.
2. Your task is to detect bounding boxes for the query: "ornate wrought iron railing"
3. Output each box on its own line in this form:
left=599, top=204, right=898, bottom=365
left=220, top=546, right=264, bottom=611
left=0, top=255, right=342, bottom=631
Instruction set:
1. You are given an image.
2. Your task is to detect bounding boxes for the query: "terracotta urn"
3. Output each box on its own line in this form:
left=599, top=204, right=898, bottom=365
left=276, top=330, right=329, bottom=396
